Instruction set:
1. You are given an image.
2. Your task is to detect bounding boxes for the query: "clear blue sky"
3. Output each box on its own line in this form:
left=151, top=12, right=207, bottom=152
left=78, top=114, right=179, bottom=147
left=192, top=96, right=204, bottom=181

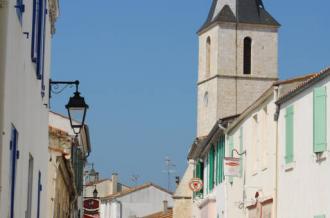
left=51, top=0, right=330, bottom=190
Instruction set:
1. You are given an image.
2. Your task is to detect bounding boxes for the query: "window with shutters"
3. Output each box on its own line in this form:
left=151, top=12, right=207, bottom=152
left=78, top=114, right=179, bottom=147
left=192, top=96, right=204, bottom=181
left=243, top=37, right=252, bottom=75
left=31, top=0, right=47, bottom=95
left=285, top=106, right=294, bottom=164
left=313, top=86, right=327, bottom=153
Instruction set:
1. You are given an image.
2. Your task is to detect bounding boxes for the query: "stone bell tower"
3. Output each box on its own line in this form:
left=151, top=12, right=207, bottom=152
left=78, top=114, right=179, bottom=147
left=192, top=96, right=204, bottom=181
left=196, top=0, right=280, bottom=137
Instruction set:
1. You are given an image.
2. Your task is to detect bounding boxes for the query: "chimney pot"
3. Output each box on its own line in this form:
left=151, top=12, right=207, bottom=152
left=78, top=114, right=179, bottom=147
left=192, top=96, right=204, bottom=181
left=112, top=172, right=118, bottom=194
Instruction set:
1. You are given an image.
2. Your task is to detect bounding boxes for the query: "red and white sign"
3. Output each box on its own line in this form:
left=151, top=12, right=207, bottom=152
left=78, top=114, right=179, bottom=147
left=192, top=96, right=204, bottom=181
left=83, top=198, right=100, bottom=218
left=84, top=214, right=100, bottom=218
left=224, top=157, right=240, bottom=177
left=189, top=178, right=203, bottom=192
left=83, top=199, right=100, bottom=211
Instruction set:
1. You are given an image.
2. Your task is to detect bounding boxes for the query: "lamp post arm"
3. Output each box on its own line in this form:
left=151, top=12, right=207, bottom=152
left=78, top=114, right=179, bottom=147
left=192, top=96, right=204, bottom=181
left=231, top=148, right=246, bottom=157
left=49, top=79, right=80, bottom=100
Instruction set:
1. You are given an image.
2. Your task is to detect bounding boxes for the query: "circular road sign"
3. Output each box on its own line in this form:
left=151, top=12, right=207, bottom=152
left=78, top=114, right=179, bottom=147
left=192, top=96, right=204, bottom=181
left=189, top=178, right=203, bottom=192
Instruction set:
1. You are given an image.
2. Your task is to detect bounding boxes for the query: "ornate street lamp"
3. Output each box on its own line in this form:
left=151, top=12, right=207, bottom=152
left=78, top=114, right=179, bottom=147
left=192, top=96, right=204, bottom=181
left=93, top=186, right=98, bottom=198
left=49, top=79, right=89, bottom=135
left=66, top=91, right=89, bottom=134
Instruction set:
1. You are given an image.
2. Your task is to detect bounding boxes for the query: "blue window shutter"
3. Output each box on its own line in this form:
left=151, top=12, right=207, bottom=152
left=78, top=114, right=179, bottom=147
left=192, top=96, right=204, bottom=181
left=15, top=0, right=25, bottom=23
left=10, top=127, right=18, bottom=218
left=31, top=0, right=38, bottom=62
left=40, top=0, right=47, bottom=96
left=36, top=0, right=44, bottom=80
left=37, top=171, right=42, bottom=218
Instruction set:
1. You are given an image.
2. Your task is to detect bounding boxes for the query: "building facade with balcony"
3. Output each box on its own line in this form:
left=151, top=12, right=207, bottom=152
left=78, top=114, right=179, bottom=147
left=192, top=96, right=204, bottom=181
left=0, top=0, right=59, bottom=217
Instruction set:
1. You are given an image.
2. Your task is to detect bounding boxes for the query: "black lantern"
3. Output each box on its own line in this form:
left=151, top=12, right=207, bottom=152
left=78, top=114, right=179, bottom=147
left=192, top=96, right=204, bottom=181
left=65, top=91, right=89, bottom=134
left=93, top=187, right=98, bottom=198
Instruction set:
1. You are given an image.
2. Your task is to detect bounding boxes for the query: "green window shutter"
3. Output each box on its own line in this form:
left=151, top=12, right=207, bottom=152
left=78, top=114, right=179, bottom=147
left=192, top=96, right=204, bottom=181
left=285, top=105, right=294, bottom=164
left=239, top=127, right=243, bottom=177
left=218, top=138, right=221, bottom=183
left=314, top=215, right=326, bottom=218
left=314, top=86, right=327, bottom=153
left=214, top=145, right=219, bottom=185
left=209, top=146, right=214, bottom=192
left=220, top=136, right=225, bottom=183
left=195, top=161, right=203, bottom=197
left=228, top=136, right=234, bottom=183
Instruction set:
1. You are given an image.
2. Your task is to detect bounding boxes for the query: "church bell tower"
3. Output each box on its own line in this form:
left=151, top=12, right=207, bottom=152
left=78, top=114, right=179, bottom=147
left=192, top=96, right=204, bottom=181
left=196, top=0, right=280, bottom=137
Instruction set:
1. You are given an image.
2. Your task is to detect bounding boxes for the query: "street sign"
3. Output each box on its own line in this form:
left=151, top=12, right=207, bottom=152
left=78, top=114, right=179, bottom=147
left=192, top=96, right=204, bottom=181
left=224, top=157, right=240, bottom=177
left=189, top=178, right=203, bottom=192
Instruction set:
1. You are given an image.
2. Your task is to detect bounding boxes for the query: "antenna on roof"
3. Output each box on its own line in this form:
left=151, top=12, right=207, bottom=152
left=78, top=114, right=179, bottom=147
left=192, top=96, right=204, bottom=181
left=162, top=156, right=176, bottom=191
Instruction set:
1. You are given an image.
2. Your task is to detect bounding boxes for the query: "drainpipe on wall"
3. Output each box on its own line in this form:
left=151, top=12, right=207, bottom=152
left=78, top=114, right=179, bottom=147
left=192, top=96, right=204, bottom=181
left=0, top=0, right=9, bottom=210
left=273, top=86, right=280, bottom=218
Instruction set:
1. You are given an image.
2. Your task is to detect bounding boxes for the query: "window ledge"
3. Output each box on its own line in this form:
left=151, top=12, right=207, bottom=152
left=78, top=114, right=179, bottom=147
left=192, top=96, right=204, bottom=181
left=196, top=193, right=216, bottom=209
left=284, top=161, right=295, bottom=172
left=314, top=151, right=328, bottom=162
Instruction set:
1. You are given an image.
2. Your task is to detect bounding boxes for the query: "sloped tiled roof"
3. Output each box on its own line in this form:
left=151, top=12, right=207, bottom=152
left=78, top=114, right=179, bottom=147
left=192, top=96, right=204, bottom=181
left=226, top=72, right=320, bottom=133
left=101, top=183, right=172, bottom=200
left=143, top=208, right=173, bottom=218
left=198, top=0, right=280, bottom=33
left=276, top=67, right=330, bottom=105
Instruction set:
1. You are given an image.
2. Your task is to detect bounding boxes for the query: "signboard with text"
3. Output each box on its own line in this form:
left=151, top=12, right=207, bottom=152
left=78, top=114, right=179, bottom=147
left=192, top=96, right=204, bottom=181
left=224, top=157, right=240, bottom=177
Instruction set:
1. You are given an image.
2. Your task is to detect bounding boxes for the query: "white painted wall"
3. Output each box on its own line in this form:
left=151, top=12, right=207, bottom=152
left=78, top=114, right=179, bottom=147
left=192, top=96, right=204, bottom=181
left=225, top=94, right=277, bottom=218
left=278, top=76, right=330, bottom=218
left=0, top=1, right=58, bottom=217
left=100, top=185, right=173, bottom=218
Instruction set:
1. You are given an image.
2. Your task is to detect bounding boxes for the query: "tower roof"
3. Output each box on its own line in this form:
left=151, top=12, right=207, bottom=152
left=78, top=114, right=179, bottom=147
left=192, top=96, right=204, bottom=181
left=198, top=0, right=280, bottom=33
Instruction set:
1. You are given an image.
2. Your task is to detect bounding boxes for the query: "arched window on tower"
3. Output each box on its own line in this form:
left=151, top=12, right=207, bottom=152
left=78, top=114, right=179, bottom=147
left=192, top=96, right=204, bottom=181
left=243, top=37, right=252, bottom=75
left=206, top=37, right=211, bottom=76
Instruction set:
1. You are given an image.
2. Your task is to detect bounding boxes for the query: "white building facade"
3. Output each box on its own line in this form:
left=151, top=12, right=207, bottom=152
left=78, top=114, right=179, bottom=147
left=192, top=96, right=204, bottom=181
left=0, top=0, right=59, bottom=217
left=276, top=68, right=330, bottom=218
left=100, top=183, right=173, bottom=218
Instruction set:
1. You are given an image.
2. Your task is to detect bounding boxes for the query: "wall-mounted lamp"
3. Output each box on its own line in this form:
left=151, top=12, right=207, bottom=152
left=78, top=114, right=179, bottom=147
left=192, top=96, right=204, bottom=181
left=49, top=79, right=89, bottom=135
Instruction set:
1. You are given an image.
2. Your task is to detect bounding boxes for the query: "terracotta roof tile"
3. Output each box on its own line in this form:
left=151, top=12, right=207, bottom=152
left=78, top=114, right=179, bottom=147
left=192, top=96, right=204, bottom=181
left=143, top=208, right=173, bottom=218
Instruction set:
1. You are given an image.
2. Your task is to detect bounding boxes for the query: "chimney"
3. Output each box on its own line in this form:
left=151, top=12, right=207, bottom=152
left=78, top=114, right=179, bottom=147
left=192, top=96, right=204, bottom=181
left=112, top=172, right=118, bottom=194
left=163, top=200, right=168, bottom=213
